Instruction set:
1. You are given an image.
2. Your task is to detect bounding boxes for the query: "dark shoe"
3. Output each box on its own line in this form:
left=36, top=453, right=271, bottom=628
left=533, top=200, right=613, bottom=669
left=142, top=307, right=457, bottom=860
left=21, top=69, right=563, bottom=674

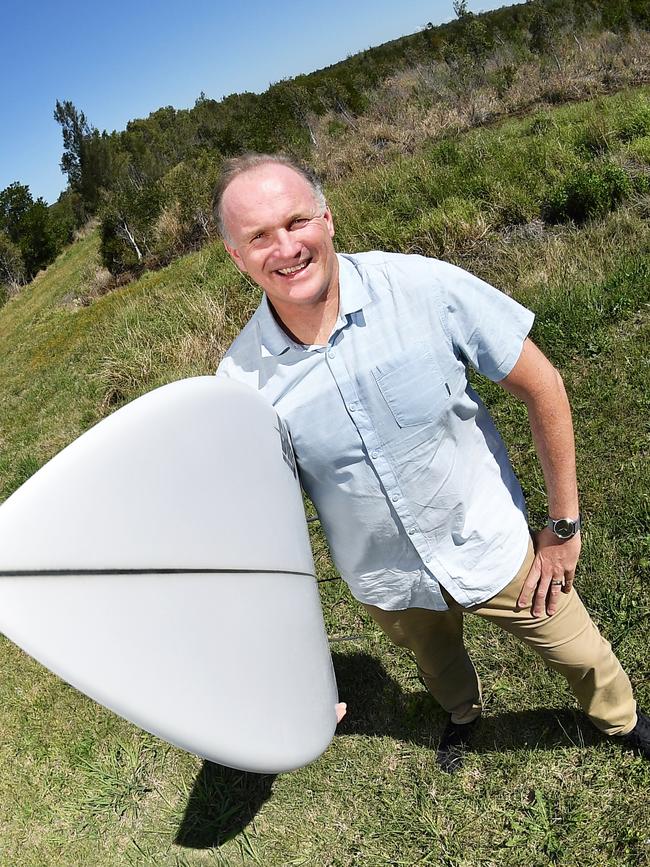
left=436, top=717, right=479, bottom=774
left=621, top=711, right=650, bottom=759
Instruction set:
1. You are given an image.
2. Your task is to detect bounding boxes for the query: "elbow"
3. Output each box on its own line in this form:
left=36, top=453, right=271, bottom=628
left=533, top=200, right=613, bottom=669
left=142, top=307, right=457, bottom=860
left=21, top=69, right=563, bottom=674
left=551, top=364, right=567, bottom=397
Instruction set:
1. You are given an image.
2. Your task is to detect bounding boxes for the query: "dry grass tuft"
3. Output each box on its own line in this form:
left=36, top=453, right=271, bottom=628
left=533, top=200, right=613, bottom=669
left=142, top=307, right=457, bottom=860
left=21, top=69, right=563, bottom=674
left=73, top=217, right=100, bottom=242
left=94, top=284, right=232, bottom=413
left=153, top=202, right=185, bottom=257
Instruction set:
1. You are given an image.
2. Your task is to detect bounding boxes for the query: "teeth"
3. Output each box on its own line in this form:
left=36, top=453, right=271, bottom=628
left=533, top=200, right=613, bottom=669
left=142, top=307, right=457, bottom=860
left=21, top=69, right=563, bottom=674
left=278, top=262, right=308, bottom=275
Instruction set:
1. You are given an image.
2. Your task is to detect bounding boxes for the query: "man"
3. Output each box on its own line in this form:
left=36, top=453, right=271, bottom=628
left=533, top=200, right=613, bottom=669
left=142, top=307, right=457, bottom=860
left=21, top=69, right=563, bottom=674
left=214, top=152, right=649, bottom=772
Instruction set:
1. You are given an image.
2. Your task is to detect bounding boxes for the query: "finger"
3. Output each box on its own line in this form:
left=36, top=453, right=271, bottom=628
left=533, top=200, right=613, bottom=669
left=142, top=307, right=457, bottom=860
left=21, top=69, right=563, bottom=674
left=532, top=573, right=553, bottom=617
left=335, top=702, right=347, bottom=723
left=546, top=575, right=564, bottom=616
left=517, top=558, right=541, bottom=609
left=562, top=569, right=576, bottom=594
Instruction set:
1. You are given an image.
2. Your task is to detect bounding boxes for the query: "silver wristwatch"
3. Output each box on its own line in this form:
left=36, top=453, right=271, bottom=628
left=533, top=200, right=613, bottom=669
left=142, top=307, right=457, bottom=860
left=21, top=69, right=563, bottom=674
left=546, top=515, right=582, bottom=540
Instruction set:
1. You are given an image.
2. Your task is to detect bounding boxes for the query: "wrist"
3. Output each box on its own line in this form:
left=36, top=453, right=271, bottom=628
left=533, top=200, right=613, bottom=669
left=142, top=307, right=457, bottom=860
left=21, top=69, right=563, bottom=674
left=546, top=514, right=581, bottom=540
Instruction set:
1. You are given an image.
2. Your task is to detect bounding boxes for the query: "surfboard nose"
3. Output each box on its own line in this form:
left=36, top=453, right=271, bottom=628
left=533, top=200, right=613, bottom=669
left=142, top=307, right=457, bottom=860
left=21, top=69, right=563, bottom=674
left=0, top=376, right=339, bottom=773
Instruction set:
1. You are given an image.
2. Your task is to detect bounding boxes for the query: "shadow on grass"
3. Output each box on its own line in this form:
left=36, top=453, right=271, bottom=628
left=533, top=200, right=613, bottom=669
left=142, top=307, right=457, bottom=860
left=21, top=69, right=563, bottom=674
left=175, top=650, right=607, bottom=849
left=332, top=651, right=609, bottom=754
left=175, top=762, right=275, bottom=848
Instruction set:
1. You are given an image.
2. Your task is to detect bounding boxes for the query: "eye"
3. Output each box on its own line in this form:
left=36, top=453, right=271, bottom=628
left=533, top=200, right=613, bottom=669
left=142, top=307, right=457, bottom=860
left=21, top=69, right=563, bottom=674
left=290, top=218, right=309, bottom=229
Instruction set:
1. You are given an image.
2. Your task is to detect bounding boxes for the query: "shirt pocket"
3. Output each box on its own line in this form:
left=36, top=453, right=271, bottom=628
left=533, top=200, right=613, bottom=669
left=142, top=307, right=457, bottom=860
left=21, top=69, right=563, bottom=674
left=372, top=345, right=451, bottom=427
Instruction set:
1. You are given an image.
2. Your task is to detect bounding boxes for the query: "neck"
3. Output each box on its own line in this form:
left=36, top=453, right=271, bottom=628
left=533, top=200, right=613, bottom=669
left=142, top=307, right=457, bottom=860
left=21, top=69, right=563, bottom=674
left=270, top=280, right=340, bottom=347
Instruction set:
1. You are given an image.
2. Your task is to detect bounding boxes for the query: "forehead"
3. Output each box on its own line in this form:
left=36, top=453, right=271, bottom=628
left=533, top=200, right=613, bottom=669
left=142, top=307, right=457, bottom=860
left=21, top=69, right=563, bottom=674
left=221, top=164, right=318, bottom=236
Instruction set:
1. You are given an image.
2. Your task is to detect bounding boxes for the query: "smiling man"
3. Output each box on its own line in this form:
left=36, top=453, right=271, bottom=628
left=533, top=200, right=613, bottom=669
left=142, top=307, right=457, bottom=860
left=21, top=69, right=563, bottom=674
left=214, top=152, right=649, bottom=772
left=218, top=156, right=340, bottom=346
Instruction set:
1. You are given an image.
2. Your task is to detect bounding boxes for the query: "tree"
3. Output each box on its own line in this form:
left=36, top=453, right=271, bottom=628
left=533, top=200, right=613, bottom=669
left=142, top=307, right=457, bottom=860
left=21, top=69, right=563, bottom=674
left=100, top=175, right=167, bottom=273
left=18, top=199, right=58, bottom=277
left=0, top=182, right=33, bottom=244
left=54, top=100, right=114, bottom=220
left=54, top=100, right=92, bottom=191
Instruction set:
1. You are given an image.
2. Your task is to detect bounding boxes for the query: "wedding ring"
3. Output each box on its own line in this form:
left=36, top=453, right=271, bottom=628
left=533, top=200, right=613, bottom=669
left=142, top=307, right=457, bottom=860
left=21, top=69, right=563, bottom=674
left=551, top=580, right=563, bottom=586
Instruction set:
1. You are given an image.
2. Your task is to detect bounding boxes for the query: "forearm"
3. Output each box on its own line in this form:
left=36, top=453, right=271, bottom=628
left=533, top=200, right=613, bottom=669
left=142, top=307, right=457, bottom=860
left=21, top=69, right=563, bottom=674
left=500, top=338, right=581, bottom=613
left=525, top=366, right=579, bottom=519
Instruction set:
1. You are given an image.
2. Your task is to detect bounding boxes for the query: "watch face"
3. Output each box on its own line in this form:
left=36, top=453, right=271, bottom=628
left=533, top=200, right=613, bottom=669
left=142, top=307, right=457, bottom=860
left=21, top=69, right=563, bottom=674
left=554, top=519, right=573, bottom=538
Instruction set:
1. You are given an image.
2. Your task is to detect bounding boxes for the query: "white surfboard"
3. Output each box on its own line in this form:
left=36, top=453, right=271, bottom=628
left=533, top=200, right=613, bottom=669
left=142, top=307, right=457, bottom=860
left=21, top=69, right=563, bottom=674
left=0, top=376, right=339, bottom=773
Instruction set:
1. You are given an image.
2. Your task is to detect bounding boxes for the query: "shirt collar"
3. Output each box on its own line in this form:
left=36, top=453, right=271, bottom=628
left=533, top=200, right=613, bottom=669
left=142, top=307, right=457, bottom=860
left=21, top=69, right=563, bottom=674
left=256, top=294, right=294, bottom=357
left=337, top=253, right=371, bottom=318
left=256, top=253, right=371, bottom=356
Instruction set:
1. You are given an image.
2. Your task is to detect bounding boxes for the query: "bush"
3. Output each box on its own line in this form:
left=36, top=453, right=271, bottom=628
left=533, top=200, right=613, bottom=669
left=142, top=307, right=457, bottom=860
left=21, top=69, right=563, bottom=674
left=542, top=161, right=632, bottom=223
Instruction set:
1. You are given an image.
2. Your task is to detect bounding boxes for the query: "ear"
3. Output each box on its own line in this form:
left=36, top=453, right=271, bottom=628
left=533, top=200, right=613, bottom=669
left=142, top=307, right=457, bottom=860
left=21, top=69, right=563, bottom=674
left=323, top=205, right=335, bottom=239
left=223, top=240, right=248, bottom=274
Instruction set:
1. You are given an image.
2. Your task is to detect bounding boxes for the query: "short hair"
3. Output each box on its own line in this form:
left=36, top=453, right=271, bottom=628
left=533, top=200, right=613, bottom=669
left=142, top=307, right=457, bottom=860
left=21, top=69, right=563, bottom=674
left=212, top=152, right=327, bottom=244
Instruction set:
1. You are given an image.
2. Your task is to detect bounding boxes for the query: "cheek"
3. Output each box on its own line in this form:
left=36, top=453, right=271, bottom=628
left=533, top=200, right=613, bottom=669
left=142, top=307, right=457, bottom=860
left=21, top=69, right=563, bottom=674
left=245, top=254, right=265, bottom=273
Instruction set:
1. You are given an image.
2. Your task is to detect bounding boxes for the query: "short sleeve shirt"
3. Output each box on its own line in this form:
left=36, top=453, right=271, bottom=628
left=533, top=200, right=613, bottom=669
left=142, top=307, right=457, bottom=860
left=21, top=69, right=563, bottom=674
left=217, top=252, right=535, bottom=611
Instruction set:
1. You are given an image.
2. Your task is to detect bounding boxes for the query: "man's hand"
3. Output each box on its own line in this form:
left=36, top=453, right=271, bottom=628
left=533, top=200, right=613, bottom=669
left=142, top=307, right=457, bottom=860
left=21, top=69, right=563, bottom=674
left=335, top=702, right=347, bottom=723
left=517, top=527, right=581, bottom=617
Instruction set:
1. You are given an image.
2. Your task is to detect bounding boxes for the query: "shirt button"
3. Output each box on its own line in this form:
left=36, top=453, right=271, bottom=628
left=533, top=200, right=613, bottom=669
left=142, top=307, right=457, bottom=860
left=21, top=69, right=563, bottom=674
left=371, top=450, right=379, bottom=459
left=391, top=494, right=399, bottom=502
left=328, top=349, right=336, bottom=358
left=408, top=528, right=416, bottom=536
left=348, top=403, right=356, bottom=412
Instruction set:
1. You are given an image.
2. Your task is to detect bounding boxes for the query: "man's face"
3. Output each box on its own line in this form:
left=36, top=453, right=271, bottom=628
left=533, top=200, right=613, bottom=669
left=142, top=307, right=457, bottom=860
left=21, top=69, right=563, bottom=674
left=221, top=164, right=338, bottom=316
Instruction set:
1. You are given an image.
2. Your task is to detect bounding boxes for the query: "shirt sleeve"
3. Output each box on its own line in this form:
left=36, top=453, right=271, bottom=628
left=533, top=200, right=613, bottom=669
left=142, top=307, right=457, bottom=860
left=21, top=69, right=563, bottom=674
left=215, top=354, right=234, bottom=378
left=435, top=260, right=535, bottom=382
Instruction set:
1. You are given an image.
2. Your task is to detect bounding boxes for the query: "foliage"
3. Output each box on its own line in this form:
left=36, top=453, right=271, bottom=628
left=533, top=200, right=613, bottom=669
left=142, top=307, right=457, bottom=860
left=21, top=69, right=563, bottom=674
left=154, top=151, right=221, bottom=260
left=0, top=233, right=24, bottom=306
left=54, top=101, right=114, bottom=219
left=0, top=182, right=72, bottom=281
left=53, top=100, right=92, bottom=192
left=542, top=160, right=632, bottom=223
left=0, top=233, right=24, bottom=282
left=17, top=199, right=58, bottom=276
left=100, top=177, right=168, bottom=274
left=0, top=182, right=33, bottom=243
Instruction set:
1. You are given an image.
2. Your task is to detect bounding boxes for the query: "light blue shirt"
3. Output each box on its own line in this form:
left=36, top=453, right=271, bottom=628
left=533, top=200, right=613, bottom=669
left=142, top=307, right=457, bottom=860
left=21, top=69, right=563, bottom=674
left=217, top=252, right=535, bottom=611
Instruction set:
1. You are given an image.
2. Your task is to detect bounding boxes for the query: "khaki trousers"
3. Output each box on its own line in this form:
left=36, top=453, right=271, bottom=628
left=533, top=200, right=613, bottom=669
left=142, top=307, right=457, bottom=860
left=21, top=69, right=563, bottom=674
left=363, top=540, right=637, bottom=736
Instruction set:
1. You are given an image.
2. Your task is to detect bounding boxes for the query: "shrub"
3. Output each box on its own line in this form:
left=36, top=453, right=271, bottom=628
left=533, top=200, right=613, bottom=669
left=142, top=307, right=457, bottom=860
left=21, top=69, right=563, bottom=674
left=542, top=161, right=632, bottom=223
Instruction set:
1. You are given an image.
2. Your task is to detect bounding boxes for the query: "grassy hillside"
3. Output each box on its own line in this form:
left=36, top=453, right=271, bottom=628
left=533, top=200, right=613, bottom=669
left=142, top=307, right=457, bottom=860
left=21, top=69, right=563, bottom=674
left=0, top=87, right=649, bottom=866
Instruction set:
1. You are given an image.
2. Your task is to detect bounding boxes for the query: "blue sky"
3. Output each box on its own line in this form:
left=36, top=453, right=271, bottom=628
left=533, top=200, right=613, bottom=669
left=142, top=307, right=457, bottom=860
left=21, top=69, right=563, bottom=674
left=1, top=0, right=524, bottom=205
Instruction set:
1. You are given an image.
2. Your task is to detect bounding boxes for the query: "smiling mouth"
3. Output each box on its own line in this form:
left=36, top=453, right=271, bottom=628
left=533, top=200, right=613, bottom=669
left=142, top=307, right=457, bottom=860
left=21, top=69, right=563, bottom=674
left=276, top=259, right=311, bottom=276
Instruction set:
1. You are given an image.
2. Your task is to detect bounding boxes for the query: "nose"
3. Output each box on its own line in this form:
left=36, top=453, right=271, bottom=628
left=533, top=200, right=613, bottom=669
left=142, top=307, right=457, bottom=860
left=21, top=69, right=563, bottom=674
left=274, top=228, right=302, bottom=260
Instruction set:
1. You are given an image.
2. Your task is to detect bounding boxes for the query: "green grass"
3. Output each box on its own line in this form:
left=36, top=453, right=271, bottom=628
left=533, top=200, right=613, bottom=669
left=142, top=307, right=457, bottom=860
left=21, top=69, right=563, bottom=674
left=329, top=88, right=650, bottom=258
left=1, top=87, right=649, bottom=866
